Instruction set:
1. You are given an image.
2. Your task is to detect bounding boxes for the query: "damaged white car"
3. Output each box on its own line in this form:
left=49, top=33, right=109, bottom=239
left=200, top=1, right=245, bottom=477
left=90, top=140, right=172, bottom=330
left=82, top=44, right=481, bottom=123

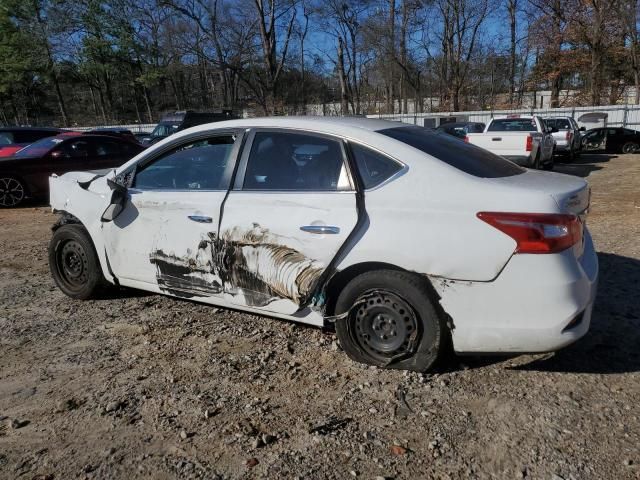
left=48, top=117, right=598, bottom=371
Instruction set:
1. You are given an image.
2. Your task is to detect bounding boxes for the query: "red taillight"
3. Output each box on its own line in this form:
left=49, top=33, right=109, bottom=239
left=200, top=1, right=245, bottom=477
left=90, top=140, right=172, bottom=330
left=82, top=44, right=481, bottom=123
left=477, top=212, right=582, bottom=254
left=463, top=135, right=469, bottom=143
left=526, top=135, right=533, bottom=152
left=565, top=131, right=572, bottom=141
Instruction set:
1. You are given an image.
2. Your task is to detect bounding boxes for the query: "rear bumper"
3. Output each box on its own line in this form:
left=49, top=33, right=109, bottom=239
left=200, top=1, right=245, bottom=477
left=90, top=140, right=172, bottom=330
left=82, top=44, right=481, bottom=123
left=435, top=229, right=598, bottom=353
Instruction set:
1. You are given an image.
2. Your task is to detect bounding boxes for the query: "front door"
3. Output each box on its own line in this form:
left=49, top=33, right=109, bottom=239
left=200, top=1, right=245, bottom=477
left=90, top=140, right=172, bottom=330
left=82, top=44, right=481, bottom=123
left=102, top=132, right=242, bottom=298
left=218, top=129, right=359, bottom=315
left=581, top=129, right=607, bottom=152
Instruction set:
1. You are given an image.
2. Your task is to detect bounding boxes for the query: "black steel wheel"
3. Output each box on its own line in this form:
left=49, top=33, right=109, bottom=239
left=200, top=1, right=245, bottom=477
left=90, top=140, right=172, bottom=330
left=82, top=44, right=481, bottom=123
left=335, top=270, right=447, bottom=372
left=0, top=177, right=26, bottom=208
left=49, top=224, right=107, bottom=299
left=352, top=290, right=419, bottom=362
left=622, top=142, right=638, bottom=154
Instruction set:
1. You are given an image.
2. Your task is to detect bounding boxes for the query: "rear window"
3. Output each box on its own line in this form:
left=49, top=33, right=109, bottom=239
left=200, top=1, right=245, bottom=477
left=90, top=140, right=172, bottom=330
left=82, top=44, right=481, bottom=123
left=546, top=118, right=571, bottom=130
left=378, top=126, right=525, bottom=178
left=487, top=118, right=537, bottom=132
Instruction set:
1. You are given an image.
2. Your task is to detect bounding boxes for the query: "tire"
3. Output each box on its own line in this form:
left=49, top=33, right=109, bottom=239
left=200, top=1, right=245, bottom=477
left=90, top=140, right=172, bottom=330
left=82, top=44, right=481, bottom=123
left=622, top=142, right=638, bottom=154
left=542, top=154, right=554, bottom=170
left=531, top=153, right=541, bottom=169
left=49, top=224, right=107, bottom=300
left=0, top=176, right=26, bottom=208
left=334, top=270, right=447, bottom=372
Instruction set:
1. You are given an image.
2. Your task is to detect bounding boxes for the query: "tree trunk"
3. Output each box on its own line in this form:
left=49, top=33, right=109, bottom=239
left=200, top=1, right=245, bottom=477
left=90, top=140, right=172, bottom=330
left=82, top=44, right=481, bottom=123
left=508, top=0, right=517, bottom=105
left=337, top=38, right=350, bottom=115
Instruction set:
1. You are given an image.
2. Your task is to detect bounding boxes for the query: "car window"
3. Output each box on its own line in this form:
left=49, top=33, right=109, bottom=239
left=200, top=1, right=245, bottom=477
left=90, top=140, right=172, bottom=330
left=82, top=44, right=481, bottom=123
left=379, top=126, right=525, bottom=178
left=243, top=132, right=350, bottom=191
left=623, top=129, right=638, bottom=136
left=14, top=136, right=64, bottom=157
left=95, top=140, right=122, bottom=156
left=487, top=119, right=537, bottom=132
left=350, top=143, right=403, bottom=189
left=63, top=139, right=94, bottom=157
left=607, top=129, right=618, bottom=136
left=134, top=136, right=235, bottom=190
left=547, top=119, right=571, bottom=130
left=0, top=132, right=13, bottom=145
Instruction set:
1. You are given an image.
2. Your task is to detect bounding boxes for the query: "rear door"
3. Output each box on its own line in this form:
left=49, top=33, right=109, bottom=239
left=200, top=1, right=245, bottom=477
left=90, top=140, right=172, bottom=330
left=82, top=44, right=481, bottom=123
left=218, top=129, right=359, bottom=314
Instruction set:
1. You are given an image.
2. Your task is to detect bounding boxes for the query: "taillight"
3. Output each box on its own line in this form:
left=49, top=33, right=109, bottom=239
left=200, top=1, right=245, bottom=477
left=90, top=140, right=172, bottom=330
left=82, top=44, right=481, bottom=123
left=463, top=135, right=469, bottom=143
left=477, top=212, right=582, bottom=254
left=526, top=135, right=533, bottom=152
left=565, top=131, right=572, bottom=141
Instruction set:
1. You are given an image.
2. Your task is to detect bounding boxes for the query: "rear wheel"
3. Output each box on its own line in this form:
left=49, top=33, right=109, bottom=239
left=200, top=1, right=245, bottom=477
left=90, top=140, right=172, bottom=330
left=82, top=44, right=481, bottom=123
left=622, top=142, right=638, bottom=154
left=0, top=176, right=26, bottom=208
left=49, top=225, right=107, bottom=299
left=334, top=270, right=447, bottom=372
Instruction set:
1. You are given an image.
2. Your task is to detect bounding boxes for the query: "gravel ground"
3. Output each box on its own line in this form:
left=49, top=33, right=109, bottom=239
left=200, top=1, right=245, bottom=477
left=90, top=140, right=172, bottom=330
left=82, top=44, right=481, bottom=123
left=0, top=153, right=639, bottom=480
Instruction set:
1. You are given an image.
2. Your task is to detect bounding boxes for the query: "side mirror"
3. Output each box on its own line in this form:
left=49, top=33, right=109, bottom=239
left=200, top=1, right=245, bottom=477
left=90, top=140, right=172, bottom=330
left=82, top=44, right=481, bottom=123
left=101, top=178, right=127, bottom=222
left=579, top=126, right=586, bottom=132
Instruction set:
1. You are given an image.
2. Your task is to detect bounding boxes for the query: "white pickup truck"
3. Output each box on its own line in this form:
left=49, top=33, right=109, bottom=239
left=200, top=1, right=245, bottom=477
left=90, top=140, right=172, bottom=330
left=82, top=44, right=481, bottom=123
left=464, top=116, right=556, bottom=169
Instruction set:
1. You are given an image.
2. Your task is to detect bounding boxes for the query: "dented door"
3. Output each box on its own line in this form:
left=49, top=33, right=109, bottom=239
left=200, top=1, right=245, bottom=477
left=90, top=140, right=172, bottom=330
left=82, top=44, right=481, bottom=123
left=102, top=132, right=242, bottom=294
left=217, top=129, right=359, bottom=315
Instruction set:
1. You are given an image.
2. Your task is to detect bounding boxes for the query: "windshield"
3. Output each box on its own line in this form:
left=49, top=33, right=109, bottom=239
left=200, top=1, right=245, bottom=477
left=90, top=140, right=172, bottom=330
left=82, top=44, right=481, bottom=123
left=487, top=118, right=537, bottom=132
left=379, top=126, right=525, bottom=178
left=151, top=122, right=180, bottom=138
left=14, top=136, right=64, bottom=157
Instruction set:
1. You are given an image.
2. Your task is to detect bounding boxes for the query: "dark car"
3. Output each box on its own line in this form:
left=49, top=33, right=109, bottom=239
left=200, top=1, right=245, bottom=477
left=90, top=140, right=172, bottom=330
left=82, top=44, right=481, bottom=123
left=0, top=133, right=144, bottom=207
left=0, top=127, right=66, bottom=158
left=87, top=128, right=140, bottom=144
left=141, top=110, right=237, bottom=145
left=435, top=121, right=486, bottom=139
left=581, top=127, right=640, bottom=154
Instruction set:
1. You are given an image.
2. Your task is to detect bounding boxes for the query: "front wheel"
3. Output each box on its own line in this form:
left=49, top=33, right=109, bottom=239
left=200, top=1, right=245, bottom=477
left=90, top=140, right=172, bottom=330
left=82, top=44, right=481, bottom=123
left=0, top=176, right=26, bottom=208
left=49, top=224, right=107, bottom=299
left=334, top=270, right=447, bottom=372
left=622, top=142, right=638, bottom=154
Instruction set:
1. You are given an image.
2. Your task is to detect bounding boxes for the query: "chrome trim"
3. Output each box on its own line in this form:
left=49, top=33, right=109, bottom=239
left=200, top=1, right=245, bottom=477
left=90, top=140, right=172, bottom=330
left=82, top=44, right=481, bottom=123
left=300, top=225, right=340, bottom=234
left=188, top=215, right=213, bottom=223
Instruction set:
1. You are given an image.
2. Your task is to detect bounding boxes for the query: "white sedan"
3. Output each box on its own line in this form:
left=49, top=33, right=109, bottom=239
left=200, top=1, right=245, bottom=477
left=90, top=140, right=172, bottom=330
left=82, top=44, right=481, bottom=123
left=48, top=117, right=598, bottom=372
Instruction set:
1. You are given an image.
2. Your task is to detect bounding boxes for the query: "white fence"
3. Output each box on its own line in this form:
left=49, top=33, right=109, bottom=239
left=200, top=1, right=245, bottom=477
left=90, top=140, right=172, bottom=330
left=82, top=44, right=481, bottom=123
left=367, top=104, right=640, bottom=130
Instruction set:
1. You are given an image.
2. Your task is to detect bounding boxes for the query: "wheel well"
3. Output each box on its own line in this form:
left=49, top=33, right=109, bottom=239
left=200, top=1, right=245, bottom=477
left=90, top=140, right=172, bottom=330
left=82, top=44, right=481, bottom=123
left=323, top=262, right=441, bottom=317
left=51, top=211, right=84, bottom=231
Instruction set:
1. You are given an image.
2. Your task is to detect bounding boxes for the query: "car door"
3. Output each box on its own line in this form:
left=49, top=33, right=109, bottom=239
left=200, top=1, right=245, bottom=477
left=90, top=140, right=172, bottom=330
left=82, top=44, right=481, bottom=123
left=582, top=129, right=607, bottom=151
left=102, top=131, right=242, bottom=297
left=218, top=129, right=359, bottom=315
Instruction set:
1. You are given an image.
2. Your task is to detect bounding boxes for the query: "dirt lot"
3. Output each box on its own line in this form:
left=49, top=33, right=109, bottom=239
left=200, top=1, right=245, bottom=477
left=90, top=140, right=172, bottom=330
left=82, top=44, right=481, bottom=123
left=0, top=153, right=639, bottom=480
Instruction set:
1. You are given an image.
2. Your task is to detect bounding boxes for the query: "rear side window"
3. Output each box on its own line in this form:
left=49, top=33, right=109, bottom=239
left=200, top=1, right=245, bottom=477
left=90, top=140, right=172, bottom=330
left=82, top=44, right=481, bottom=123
left=0, top=132, right=14, bottom=145
left=379, top=126, right=525, bottom=178
left=487, top=119, right=537, bottom=132
left=547, top=119, right=571, bottom=130
left=350, top=143, right=403, bottom=189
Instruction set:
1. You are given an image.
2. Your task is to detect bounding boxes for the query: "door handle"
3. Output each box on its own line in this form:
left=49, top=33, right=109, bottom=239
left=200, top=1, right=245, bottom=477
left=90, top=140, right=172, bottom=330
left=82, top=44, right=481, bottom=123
left=300, top=225, right=340, bottom=234
left=188, top=215, right=213, bottom=224
left=491, top=137, right=502, bottom=141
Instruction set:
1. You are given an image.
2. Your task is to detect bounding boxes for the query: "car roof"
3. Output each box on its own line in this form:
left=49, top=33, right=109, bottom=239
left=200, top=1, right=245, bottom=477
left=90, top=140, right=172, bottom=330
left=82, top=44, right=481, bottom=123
left=176, top=116, right=409, bottom=136
left=0, top=126, right=64, bottom=133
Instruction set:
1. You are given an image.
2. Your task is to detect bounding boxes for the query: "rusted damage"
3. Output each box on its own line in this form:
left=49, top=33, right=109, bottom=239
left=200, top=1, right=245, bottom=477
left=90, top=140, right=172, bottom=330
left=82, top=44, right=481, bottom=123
left=150, top=224, right=325, bottom=307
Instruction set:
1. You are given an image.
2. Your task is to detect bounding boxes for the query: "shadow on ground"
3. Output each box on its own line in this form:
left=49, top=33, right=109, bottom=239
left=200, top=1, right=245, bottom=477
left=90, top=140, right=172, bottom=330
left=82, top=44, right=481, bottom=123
left=553, top=153, right=616, bottom=178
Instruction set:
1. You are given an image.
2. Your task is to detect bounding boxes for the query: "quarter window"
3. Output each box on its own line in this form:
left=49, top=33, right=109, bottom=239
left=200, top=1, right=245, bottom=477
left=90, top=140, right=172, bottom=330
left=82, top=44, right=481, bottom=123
left=243, top=132, right=350, bottom=191
left=350, top=143, right=403, bottom=189
left=134, top=136, right=235, bottom=190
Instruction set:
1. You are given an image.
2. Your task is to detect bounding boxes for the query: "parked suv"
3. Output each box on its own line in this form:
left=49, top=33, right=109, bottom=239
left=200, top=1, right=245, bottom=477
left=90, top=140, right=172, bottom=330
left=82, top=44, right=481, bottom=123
left=543, top=117, right=583, bottom=161
left=141, top=110, right=237, bottom=146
